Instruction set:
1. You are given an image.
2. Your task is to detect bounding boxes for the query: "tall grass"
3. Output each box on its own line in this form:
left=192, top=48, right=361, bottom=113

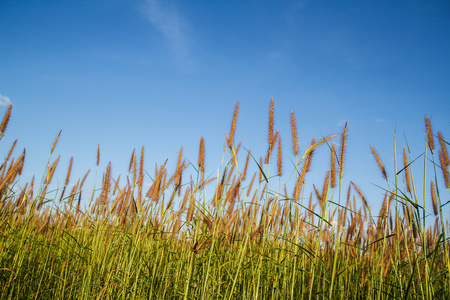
left=0, top=101, right=449, bottom=299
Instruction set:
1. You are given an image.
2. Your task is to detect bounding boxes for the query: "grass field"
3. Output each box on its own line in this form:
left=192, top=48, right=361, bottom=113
left=0, top=100, right=449, bottom=299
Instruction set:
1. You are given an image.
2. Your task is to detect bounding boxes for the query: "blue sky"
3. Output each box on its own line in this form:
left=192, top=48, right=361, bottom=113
left=1, top=0, right=449, bottom=219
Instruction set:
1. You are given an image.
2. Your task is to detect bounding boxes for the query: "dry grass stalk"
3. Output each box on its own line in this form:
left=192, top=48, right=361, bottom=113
left=339, top=123, right=347, bottom=179
left=403, top=147, right=412, bottom=193
left=438, top=131, right=449, bottom=166
left=425, top=115, right=434, bottom=151
left=0, top=103, right=12, bottom=137
left=330, top=142, right=336, bottom=188
left=438, top=149, right=450, bottom=188
left=277, top=134, right=282, bottom=176
left=370, top=145, right=387, bottom=180
left=228, top=102, right=239, bottom=148
left=290, top=111, right=299, bottom=156
left=430, top=181, right=438, bottom=216
left=259, top=156, right=263, bottom=182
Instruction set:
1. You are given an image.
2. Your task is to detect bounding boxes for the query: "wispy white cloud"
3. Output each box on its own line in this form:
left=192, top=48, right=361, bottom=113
left=140, top=0, right=193, bottom=69
left=375, top=118, right=386, bottom=123
left=0, top=94, right=11, bottom=106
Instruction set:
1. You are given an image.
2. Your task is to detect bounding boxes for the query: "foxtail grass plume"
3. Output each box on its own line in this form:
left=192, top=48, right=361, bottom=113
left=277, top=134, right=282, bottom=176
left=330, top=142, right=336, bottom=188
left=228, top=102, right=239, bottom=148
left=198, top=136, right=205, bottom=183
left=438, top=149, right=450, bottom=188
left=51, top=130, right=62, bottom=155
left=370, top=145, right=387, bottom=180
left=290, top=111, right=299, bottom=156
left=425, top=115, right=434, bottom=151
left=97, top=144, right=100, bottom=166
left=0, top=103, right=12, bottom=137
left=268, top=98, right=274, bottom=146
left=430, top=180, right=438, bottom=215
left=403, top=147, right=411, bottom=193
left=438, top=131, right=449, bottom=166
left=339, top=123, right=347, bottom=179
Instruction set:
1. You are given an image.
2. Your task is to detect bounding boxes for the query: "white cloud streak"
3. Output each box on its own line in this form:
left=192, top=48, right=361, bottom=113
left=141, top=0, right=191, bottom=63
left=0, top=94, right=12, bottom=106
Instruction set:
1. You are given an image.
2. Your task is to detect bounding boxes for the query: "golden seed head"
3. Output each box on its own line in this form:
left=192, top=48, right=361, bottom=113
left=370, top=145, right=387, bottom=180
left=438, top=131, right=449, bottom=166
left=277, top=135, right=282, bottom=176
left=228, top=102, right=239, bottom=148
left=339, top=123, right=347, bottom=179
left=269, top=98, right=274, bottom=146
left=430, top=181, right=438, bottom=215
left=0, top=103, right=12, bottom=137
left=198, top=136, right=205, bottom=175
left=290, top=111, right=299, bottom=156
left=438, top=149, right=450, bottom=189
left=425, top=115, right=434, bottom=151
left=403, top=147, right=411, bottom=193
left=97, top=144, right=100, bottom=166
left=65, top=156, right=73, bottom=186
left=330, top=142, right=336, bottom=188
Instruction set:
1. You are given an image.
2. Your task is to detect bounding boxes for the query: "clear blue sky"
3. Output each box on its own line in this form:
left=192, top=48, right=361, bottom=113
left=1, top=1, right=449, bottom=219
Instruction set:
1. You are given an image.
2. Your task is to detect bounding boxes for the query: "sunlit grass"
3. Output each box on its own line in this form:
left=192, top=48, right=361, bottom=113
left=0, top=101, right=449, bottom=299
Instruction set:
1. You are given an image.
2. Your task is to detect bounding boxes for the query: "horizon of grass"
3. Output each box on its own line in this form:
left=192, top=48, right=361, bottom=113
left=0, top=100, right=449, bottom=299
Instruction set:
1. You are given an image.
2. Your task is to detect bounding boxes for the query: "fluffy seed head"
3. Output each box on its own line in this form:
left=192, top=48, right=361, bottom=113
left=438, top=131, right=449, bottom=166
left=330, top=142, right=336, bottom=188
left=290, top=111, right=299, bottom=156
left=268, top=98, right=274, bottom=146
left=430, top=181, right=438, bottom=215
left=228, top=102, right=239, bottom=148
left=370, top=145, right=387, bottom=180
left=403, top=147, right=411, bottom=193
left=425, top=115, right=434, bottom=151
left=339, top=123, right=347, bottom=179
left=0, top=103, right=12, bottom=137
left=277, top=135, right=282, bottom=176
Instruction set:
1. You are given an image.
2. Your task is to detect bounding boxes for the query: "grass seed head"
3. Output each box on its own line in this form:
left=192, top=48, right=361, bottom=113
left=228, top=102, right=239, bottom=148
left=430, top=181, right=438, bottom=215
left=403, top=147, right=411, bottom=193
left=425, top=115, right=434, bottom=151
left=290, top=111, right=299, bottom=156
left=438, top=131, right=449, bottom=166
left=0, top=103, right=12, bottom=137
left=370, top=145, right=387, bottom=180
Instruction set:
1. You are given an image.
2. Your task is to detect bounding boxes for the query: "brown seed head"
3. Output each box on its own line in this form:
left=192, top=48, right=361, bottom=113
left=438, top=149, right=450, bottom=188
left=438, top=131, right=449, bottom=166
left=425, top=115, right=434, bottom=151
left=198, top=136, right=205, bottom=175
left=0, top=103, right=12, bottom=137
left=269, top=98, right=274, bottom=146
left=403, top=147, right=411, bottom=193
left=97, top=144, right=100, bottom=166
left=370, top=145, right=387, bottom=180
left=339, top=123, right=347, bottom=179
left=290, top=111, right=299, bottom=156
left=330, top=142, right=336, bottom=188
left=277, top=134, right=282, bottom=176
left=65, top=156, right=73, bottom=186
left=228, top=102, right=239, bottom=148
left=430, top=181, right=438, bottom=215
left=50, top=130, right=62, bottom=155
